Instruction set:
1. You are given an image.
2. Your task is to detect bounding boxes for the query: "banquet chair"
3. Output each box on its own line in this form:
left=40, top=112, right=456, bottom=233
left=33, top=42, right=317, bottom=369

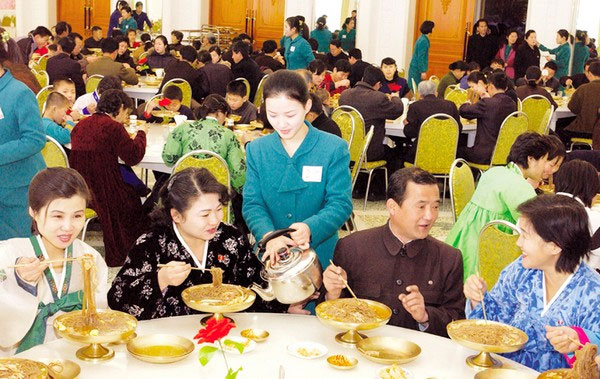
left=32, top=54, right=49, bottom=71
left=445, top=88, right=468, bottom=108
left=468, top=111, right=528, bottom=172
left=517, top=98, right=522, bottom=112
left=449, top=158, right=476, bottom=223
left=138, top=51, right=149, bottom=61
left=521, top=95, right=552, bottom=134
left=172, top=150, right=231, bottom=223
left=345, top=126, right=376, bottom=232
left=85, top=74, right=104, bottom=94
left=32, top=69, right=49, bottom=88
left=478, top=220, right=521, bottom=288
left=331, top=109, right=355, bottom=149
left=40, top=136, right=98, bottom=241
left=570, top=137, right=593, bottom=150
left=162, top=78, right=192, bottom=108
left=233, top=77, right=251, bottom=99
left=405, top=114, right=459, bottom=203
left=398, top=68, right=406, bottom=78
left=444, top=84, right=458, bottom=98
left=253, top=75, right=268, bottom=108
left=36, top=85, right=53, bottom=113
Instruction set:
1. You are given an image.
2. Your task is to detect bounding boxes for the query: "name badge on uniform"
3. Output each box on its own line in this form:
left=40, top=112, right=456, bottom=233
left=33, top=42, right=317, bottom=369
left=342, top=35, right=347, bottom=39
left=302, top=166, right=322, bottom=182
left=290, top=46, right=296, bottom=52
left=0, top=107, right=4, bottom=120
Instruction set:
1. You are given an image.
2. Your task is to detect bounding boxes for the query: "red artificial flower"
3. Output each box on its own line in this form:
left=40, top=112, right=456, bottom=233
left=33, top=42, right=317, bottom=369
left=137, top=57, right=147, bottom=64
left=158, top=98, right=172, bottom=107
left=193, top=318, right=236, bottom=344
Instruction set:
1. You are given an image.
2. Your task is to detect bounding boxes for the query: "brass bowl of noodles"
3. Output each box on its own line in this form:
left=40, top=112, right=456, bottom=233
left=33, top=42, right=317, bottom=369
left=151, top=110, right=179, bottom=119
left=447, top=319, right=528, bottom=369
left=182, top=283, right=256, bottom=314
left=537, top=369, right=572, bottom=378
left=0, top=358, right=49, bottom=379
left=475, top=368, right=537, bottom=379
left=315, top=298, right=391, bottom=346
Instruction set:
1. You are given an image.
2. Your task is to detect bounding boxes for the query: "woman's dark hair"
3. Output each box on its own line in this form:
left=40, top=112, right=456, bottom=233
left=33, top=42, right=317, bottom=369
left=97, top=89, right=133, bottom=117
left=29, top=168, right=91, bottom=234
left=517, top=194, right=591, bottom=273
left=285, top=16, right=302, bottom=35
left=197, top=94, right=230, bottom=120
left=121, top=5, right=132, bottom=14
left=150, top=167, right=230, bottom=227
left=141, top=33, right=152, bottom=42
left=97, top=75, right=123, bottom=94
left=576, top=30, right=587, bottom=42
left=387, top=167, right=437, bottom=206
left=154, top=35, right=169, bottom=52
left=263, top=70, right=310, bottom=106
left=557, top=29, right=570, bottom=41
left=506, top=132, right=553, bottom=167
left=171, top=30, right=183, bottom=43
left=525, top=66, right=542, bottom=86
left=116, top=0, right=128, bottom=9
left=0, top=27, right=24, bottom=64
left=308, top=59, right=326, bottom=75
left=316, top=16, right=327, bottom=31
left=111, top=29, right=124, bottom=38
left=545, top=134, right=566, bottom=162
left=505, top=28, right=519, bottom=44
left=308, top=92, right=323, bottom=114
left=231, top=40, right=250, bottom=58
left=308, top=38, right=319, bottom=51
left=525, top=29, right=536, bottom=40
left=342, top=17, right=353, bottom=30
left=555, top=159, right=599, bottom=207
left=467, top=71, right=487, bottom=84
left=420, top=20, right=435, bottom=35
left=449, top=60, right=468, bottom=71
left=208, top=45, right=222, bottom=55
left=488, top=71, right=508, bottom=90
left=55, top=21, right=72, bottom=36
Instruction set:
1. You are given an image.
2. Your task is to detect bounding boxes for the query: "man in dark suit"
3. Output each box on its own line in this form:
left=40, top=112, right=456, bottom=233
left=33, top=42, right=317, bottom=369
left=253, top=40, right=285, bottom=72
left=231, top=40, right=265, bottom=101
left=306, top=93, right=341, bottom=137
left=86, top=38, right=138, bottom=85
left=158, top=46, right=205, bottom=103
left=325, top=39, right=349, bottom=71
left=16, top=26, right=52, bottom=62
left=458, top=72, right=516, bottom=164
left=347, top=48, right=370, bottom=87
left=198, top=51, right=234, bottom=98
left=404, top=80, right=462, bottom=163
left=46, top=37, right=86, bottom=97
left=466, top=19, right=498, bottom=70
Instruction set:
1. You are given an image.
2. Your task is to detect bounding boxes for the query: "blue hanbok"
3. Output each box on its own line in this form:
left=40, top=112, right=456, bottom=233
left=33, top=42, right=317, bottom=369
left=467, top=257, right=600, bottom=372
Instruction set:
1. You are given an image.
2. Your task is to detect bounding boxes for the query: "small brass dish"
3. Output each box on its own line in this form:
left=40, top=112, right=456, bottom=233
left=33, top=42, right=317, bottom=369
left=39, top=359, right=81, bottom=379
left=326, top=354, right=358, bottom=370
left=240, top=328, right=269, bottom=342
left=356, top=336, right=421, bottom=365
left=475, top=368, right=537, bottom=379
left=537, top=369, right=572, bottom=379
left=127, top=334, right=194, bottom=364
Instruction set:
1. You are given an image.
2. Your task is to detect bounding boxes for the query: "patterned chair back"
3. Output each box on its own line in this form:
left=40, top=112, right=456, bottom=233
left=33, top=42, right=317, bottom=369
left=85, top=74, right=104, bottom=94
left=429, top=75, right=440, bottom=87
left=449, top=158, right=475, bottom=222
left=41, top=136, right=69, bottom=168
left=162, top=78, right=192, bottom=108
left=445, top=88, right=468, bottom=108
left=351, top=126, right=375, bottom=191
left=32, top=69, right=49, bottom=88
left=489, top=111, right=529, bottom=166
left=172, top=150, right=231, bottom=223
left=331, top=110, right=355, bottom=151
left=36, top=54, right=49, bottom=71
left=398, top=68, right=406, bottom=78
left=521, top=95, right=552, bottom=134
left=414, top=114, right=459, bottom=174
left=332, top=105, right=365, bottom=163
left=233, top=77, right=251, bottom=99
left=444, top=84, right=458, bottom=98
left=478, top=220, right=521, bottom=288
left=253, top=75, right=268, bottom=108
left=36, top=85, right=54, bottom=113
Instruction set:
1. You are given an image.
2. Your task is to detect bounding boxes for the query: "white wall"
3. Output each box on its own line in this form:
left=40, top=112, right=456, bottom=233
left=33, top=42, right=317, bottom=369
left=161, top=0, right=209, bottom=34
left=15, top=0, right=56, bottom=37
left=285, top=0, right=314, bottom=30
left=526, top=0, right=578, bottom=47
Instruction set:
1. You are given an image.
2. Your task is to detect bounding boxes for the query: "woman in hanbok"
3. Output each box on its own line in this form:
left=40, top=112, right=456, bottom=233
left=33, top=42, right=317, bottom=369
left=540, top=30, right=571, bottom=82
left=408, top=20, right=434, bottom=92
left=0, top=168, right=108, bottom=355
left=446, top=133, right=564, bottom=280
left=464, top=194, right=600, bottom=372
left=108, top=168, right=290, bottom=320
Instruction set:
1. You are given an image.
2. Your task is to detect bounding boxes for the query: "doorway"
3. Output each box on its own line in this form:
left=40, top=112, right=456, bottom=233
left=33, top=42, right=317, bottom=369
left=57, top=0, right=111, bottom=37
left=479, top=0, right=528, bottom=38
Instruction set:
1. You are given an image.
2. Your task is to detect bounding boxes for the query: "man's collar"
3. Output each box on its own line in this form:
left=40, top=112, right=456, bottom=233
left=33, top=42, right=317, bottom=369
left=382, top=222, right=427, bottom=258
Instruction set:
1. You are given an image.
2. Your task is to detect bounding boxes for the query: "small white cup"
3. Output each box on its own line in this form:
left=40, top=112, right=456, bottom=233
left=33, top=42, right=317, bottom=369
left=155, top=68, right=164, bottom=78
left=174, top=115, right=188, bottom=126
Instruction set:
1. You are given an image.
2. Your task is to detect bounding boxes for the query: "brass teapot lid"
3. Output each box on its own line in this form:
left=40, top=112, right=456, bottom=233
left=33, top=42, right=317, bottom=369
left=264, top=247, right=316, bottom=280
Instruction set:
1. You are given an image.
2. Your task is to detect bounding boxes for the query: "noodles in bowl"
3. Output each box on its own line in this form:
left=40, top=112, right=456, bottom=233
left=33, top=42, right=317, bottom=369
left=316, top=298, right=391, bottom=326
left=0, top=358, right=48, bottom=379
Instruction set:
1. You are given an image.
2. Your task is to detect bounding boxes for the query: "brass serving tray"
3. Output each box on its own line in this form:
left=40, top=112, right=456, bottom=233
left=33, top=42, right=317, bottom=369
left=475, top=368, right=537, bottom=379
left=181, top=283, right=256, bottom=314
left=127, top=334, right=194, bottom=364
left=356, top=336, right=421, bottom=365
left=54, top=310, right=137, bottom=344
left=447, top=319, right=528, bottom=354
left=537, top=369, right=572, bottom=379
left=0, top=358, right=48, bottom=379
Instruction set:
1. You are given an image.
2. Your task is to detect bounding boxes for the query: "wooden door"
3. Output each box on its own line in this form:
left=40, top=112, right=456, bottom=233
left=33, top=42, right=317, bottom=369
left=251, top=0, right=284, bottom=48
left=89, top=0, right=112, bottom=36
left=210, top=0, right=252, bottom=34
left=415, top=0, right=475, bottom=78
left=57, top=0, right=111, bottom=38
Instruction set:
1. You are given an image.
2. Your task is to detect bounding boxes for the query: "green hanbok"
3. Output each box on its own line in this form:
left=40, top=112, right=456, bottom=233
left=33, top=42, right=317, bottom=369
left=540, top=42, right=571, bottom=81
left=445, top=163, right=536, bottom=280
left=408, top=34, right=430, bottom=92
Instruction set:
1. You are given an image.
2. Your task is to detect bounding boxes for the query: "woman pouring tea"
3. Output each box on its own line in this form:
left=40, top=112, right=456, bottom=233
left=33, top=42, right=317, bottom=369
left=0, top=168, right=108, bottom=355
left=464, top=194, right=600, bottom=371
left=108, top=168, right=293, bottom=319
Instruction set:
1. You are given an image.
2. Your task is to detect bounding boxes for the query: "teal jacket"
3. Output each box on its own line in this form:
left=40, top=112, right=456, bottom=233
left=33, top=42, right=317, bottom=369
left=242, top=123, right=352, bottom=266
left=409, top=34, right=430, bottom=73
left=0, top=69, right=46, bottom=189
left=43, top=117, right=71, bottom=145
left=338, top=29, right=356, bottom=51
left=119, top=17, right=138, bottom=34
left=572, top=42, right=590, bottom=75
left=283, top=35, right=315, bottom=70
left=310, top=29, right=332, bottom=53
left=540, top=43, right=571, bottom=80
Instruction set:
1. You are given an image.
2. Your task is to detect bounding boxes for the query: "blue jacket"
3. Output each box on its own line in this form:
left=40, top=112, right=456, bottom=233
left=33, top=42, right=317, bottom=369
left=310, top=29, right=332, bottom=53
left=242, top=123, right=352, bottom=266
left=133, top=11, right=152, bottom=31
left=42, top=117, right=71, bottom=145
left=283, top=35, right=315, bottom=70
left=0, top=70, right=46, bottom=188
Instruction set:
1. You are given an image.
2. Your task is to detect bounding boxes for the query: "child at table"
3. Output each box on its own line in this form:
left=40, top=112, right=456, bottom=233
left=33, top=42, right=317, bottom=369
left=52, top=78, right=83, bottom=122
left=73, top=75, right=123, bottom=116
left=226, top=79, right=257, bottom=125
left=42, top=92, right=73, bottom=145
left=119, top=6, right=138, bottom=35
left=0, top=168, right=108, bottom=355
left=138, top=86, right=195, bottom=123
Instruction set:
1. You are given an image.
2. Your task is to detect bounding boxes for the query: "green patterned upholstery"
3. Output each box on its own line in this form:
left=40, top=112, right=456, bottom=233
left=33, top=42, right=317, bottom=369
left=332, top=111, right=355, bottom=150
left=36, top=54, right=49, bottom=71
left=351, top=126, right=375, bottom=190
left=521, top=95, right=552, bottom=134
left=32, top=69, right=49, bottom=88
left=429, top=75, right=440, bottom=87
left=478, top=220, right=521, bottom=288
left=469, top=111, right=528, bottom=171
left=234, top=77, right=251, bottom=99
left=36, top=85, right=53, bottom=113
left=570, top=137, right=593, bottom=150
left=449, top=158, right=475, bottom=222
left=410, top=114, right=459, bottom=175
left=445, top=89, right=468, bottom=108
left=173, top=150, right=231, bottom=223
left=253, top=75, right=268, bottom=108
left=41, top=136, right=69, bottom=168
left=85, top=75, right=104, bottom=94
left=444, top=84, right=458, bottom=98
left=163, top=79, right=192, bottom=108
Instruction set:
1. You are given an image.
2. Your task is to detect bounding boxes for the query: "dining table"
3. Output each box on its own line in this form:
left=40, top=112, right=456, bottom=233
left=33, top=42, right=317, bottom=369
left=16, top=312, right=540, bottom=379
left=123, top=76, right=163, bottom=106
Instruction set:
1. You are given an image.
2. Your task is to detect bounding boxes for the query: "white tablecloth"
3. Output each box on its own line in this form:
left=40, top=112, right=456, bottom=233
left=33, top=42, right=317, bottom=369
left=137, top=124, right=171, bottom=174
left=549, top=104, right=575, bottom=131
left=124, top=77, right=162, bottom=104
left=16, top=313, right=538, bottom=379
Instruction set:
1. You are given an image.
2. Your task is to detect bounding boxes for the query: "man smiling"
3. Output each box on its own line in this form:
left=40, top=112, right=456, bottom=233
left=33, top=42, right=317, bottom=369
left=322, top=167, right=465, bottom=337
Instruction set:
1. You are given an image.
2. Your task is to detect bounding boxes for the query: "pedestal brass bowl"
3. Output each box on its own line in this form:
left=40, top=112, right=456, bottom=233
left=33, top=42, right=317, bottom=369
left=127, top=334, right=194, bottom=364
left=475, top=368, right=537, bottom=379
left=447, top=319, right=528, bottom=370
left=0, top=358, right=49, bottom=378
left=315, top=298, right=391, bottom=347
left=181, top=284, right=256, bottom=325
left=53, top=310, right=137, bottom=362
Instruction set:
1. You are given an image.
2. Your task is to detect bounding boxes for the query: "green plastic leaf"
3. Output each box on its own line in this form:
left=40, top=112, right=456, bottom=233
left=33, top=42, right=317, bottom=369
left=223, top=339, right=245, bottom=354
left=198, top=345, right=218, bottom=366
left=225, top=367, right=243, bottom=379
